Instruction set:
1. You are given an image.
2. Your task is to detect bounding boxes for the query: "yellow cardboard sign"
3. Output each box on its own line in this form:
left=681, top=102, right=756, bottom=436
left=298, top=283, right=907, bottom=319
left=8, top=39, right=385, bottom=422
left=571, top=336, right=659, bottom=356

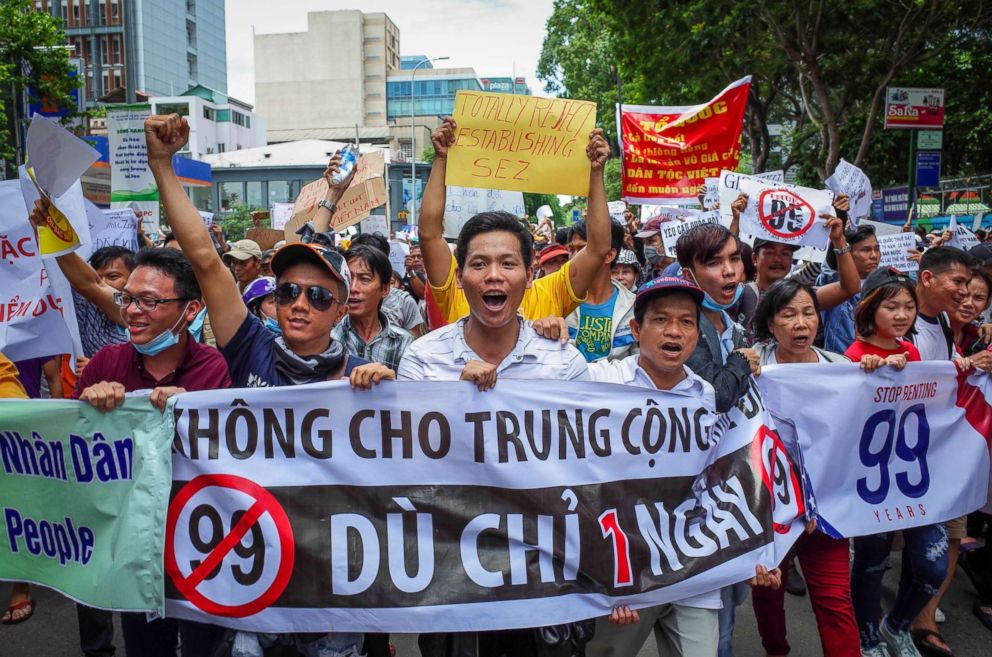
left=446, top=91, right=597, bottom=196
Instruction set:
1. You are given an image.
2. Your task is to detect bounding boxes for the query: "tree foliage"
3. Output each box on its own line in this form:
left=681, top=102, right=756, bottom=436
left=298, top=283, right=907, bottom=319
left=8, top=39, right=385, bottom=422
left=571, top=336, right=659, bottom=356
left=0, top=1, right=81, bottom=177
left=538, top=0, right=992, bottom=186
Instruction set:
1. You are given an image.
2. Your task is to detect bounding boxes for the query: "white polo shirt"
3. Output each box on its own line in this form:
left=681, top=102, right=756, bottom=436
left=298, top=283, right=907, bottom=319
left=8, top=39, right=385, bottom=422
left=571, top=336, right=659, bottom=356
left=589, top=354, right=722, bottom=611
left=397, top=316, right=590, bottom=382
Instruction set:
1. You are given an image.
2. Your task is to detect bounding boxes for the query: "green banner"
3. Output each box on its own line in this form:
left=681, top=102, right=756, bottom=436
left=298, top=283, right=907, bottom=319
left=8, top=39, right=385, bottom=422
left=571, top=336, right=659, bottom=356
left=0, top=398, right=173, bottom=613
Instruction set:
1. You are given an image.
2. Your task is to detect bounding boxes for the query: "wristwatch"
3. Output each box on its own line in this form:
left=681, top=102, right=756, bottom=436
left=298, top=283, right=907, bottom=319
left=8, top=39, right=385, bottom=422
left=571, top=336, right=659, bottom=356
left=832, top=244, right=852, bottom=255
left=318, top=199, right=337, bottom=214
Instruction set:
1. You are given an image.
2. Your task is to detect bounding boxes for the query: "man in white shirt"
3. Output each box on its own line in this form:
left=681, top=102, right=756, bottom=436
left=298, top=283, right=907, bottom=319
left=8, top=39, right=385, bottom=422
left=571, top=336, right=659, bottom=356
left=586, top=276, right=778, bottom=657
left=911, top=246, right=974, bottom=361
left=398, top=190, right=597, bottom=656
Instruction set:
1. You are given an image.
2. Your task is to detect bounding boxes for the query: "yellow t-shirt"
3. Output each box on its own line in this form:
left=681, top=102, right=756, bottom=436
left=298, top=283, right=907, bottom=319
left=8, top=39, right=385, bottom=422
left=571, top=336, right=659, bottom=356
left=0, top=355, right=28, bottom=399
left=430, top=257, right=586, bottom=323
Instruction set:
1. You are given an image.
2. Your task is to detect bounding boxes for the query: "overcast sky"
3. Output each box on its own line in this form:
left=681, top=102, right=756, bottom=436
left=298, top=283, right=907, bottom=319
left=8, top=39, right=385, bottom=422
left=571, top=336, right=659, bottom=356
left=223, top=0, right=555, bottom=104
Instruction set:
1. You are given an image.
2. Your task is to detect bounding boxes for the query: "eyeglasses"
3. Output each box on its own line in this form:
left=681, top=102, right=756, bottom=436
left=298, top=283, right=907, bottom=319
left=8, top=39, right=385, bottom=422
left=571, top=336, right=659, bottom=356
left=114, top=292, right=190, bottom=311
left=273, top=282, right=340, bottom=312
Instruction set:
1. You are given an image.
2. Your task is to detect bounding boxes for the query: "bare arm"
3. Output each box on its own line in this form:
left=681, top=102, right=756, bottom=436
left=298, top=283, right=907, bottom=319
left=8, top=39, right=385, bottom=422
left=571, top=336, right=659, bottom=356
left=145, top=114, right=246, bottom=348
left=419, top=119, right=456, bottom=287
left=815, top=214, right=859, bottom=309
left=311, top=152, right=357, bottom=233
left=566, top=129, right=612, bottom=299
left=27, top=200, right=123, bottom=326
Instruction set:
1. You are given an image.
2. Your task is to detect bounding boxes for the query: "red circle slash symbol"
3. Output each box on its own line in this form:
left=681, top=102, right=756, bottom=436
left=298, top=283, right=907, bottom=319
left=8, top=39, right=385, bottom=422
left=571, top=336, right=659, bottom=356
left=757, top=189, right=815, bottom=239
left=165, top=474, right=295, bottom=617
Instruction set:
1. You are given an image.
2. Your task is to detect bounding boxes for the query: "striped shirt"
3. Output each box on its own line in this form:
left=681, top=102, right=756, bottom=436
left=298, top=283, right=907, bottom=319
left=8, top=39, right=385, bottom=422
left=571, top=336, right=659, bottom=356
left=332, top=312, right=414, bottom=371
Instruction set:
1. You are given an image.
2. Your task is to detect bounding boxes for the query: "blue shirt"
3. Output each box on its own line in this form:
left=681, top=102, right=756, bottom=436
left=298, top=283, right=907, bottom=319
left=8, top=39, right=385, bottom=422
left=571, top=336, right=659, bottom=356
left=570, top=286, right=618, bottom=362
left=816, top=268, right=860, bottom=354
left=220, top=314, right=367, bottom=388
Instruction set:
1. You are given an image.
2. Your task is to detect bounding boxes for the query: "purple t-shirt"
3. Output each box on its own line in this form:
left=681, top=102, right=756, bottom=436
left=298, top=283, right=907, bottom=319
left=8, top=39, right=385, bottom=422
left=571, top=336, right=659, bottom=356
left=72, top=338, right=231, bottom=397
left=12, top=357, right=47, bottom=399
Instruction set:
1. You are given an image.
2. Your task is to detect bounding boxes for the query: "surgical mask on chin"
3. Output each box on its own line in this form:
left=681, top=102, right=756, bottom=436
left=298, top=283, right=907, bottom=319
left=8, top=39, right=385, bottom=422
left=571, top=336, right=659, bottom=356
left=643, top=245, right=664, bottom=265
left=262, top=315, right=282, bottom=335
left=685, top=270, right=744, bottom=311
left=127, top=303, right=191, bottom=356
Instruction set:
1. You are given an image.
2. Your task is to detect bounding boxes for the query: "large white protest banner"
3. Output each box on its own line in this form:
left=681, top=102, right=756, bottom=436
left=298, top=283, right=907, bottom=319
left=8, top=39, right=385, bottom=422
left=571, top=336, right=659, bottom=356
left=108, top=105, right=160, bottom=241
left=825, top=159, right=872, bottom=223
left=759, top=363, right=991, bottom=538
left=717, top=169, right=784, bottom=227
left=877, top=232, right=919, bottom=272
left=0, top=180, right=81, bottom=361
left=444, top=185, right=526, bottom=239
left=388, top=240, right=409, bottom=277
left=661, top=211, right=721, bottom=257
left=164, top=378, right=802, bottom=633
left=737, top=176, right=835, bottom=250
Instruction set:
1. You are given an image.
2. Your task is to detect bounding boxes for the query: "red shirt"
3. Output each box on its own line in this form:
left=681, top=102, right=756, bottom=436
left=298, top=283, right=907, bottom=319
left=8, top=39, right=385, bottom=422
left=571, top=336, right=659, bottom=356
left=72, top=338, right=232, bottom=397
left=844, top=339, right=922, bottom=362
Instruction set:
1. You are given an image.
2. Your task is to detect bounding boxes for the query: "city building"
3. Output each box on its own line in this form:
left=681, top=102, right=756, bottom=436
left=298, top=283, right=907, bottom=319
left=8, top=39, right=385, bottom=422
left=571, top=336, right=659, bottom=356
left=480, top=77, right=531, bottom=95
left=149, top=85, right=266, bottom=160
left=34, top=0, right=227, bottom=107
left=254, top=10, right=400, bottom=144
left=200, top=140, right=427, bottom=231
left=386, top=66, right=482, bottom=159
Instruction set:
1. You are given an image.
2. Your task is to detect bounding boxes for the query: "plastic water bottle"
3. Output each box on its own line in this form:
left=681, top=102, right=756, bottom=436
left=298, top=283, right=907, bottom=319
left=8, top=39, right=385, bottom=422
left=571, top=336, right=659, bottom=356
left=331, top=145, right=357, bottom=184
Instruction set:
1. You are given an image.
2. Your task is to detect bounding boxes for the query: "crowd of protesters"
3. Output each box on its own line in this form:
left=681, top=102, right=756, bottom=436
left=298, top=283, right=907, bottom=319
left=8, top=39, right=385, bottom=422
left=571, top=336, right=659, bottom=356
left=2, top=113, right=992, bottom=657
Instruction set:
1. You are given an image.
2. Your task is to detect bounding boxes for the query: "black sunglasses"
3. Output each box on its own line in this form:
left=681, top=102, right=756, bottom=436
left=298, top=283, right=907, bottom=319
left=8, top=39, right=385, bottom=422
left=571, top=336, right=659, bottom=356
left=273, top=282, right=340, bottom=312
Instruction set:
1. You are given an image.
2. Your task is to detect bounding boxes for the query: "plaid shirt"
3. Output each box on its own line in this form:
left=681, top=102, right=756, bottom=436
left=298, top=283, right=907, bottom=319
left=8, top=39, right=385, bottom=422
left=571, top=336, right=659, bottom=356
left=332, top=312, right=414, bottom=371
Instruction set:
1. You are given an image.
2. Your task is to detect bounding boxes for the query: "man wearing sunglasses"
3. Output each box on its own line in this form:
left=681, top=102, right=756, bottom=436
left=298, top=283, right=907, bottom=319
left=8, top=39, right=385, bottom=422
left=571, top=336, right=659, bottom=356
left=146, top=113, right=391, bottom=393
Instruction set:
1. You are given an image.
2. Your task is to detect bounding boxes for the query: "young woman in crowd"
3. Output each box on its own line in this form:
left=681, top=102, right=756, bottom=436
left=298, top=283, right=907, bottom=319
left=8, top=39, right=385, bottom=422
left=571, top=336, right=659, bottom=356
left=842, top=268, right=947, bottom=657
left=749, top=279, right=860, bottom=657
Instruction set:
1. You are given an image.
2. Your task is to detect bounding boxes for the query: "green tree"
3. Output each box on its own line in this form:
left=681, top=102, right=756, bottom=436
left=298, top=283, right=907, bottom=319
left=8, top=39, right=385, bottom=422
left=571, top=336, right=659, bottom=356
left=218, top=203, right=254, bottom=242
left=0, top=1, right=81, bottom=177
left=523, top=193, right=566, bottom=226
left=539, top=0, right=992, bottom=186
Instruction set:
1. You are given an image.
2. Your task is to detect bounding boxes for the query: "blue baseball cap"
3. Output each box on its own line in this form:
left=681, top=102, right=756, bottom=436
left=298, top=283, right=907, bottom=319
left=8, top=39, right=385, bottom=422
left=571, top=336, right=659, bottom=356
left=634, top=276, right=705, bottom=313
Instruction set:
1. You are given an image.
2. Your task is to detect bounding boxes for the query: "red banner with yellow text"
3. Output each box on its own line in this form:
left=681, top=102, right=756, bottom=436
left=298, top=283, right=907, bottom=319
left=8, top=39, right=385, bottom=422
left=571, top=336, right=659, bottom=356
left=618, top=77, right=751, bottom=204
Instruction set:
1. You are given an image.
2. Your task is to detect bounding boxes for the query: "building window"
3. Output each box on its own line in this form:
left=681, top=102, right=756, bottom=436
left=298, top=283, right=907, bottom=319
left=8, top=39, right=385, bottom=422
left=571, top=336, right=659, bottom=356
left=157, top=102, right=190, bottom=117
left=187, top=54, right=197, bottom=80
left=203, top=106, right=214, bottom=120
left=246, top=181, right=263, bottom=209
left=186, top=0, right=196, bottom=14
left=186, top=20, right=196, bottom=49
left=232, top=112, right=250, bottom=128
left=399, top=140, right=413, bottom=159
left=218, top=143, right=225, bottom=153
left=220, top=182, right=243, bottom=209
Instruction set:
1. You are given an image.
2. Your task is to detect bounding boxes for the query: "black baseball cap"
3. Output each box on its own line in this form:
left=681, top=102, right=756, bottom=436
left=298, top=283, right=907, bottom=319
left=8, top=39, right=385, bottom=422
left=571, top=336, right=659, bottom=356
left=861, top=266, right=913, bottom=298
left=634, top=276, right=705, bottom=313
left=752, top=238, right=799, bottom=253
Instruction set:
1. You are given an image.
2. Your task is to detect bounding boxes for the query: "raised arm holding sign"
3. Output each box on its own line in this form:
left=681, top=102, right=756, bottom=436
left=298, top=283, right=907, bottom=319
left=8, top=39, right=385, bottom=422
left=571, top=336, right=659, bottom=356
left=419, top=118, right=611, bottom=322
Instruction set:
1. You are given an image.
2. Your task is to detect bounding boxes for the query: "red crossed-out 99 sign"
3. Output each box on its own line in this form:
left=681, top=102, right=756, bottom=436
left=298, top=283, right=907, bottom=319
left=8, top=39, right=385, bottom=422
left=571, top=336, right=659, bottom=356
left=757, top=189, right=816, bottom=240
left=165, top=474, right=295, bottom=617
left=750, top=425, right=805, bottom=534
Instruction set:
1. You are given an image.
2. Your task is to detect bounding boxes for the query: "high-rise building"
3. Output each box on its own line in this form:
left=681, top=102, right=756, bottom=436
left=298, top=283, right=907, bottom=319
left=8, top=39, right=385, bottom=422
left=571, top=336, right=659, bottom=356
left=254, top=10, right=400, bottom=144
left=34, top=0, right=227, bottom=107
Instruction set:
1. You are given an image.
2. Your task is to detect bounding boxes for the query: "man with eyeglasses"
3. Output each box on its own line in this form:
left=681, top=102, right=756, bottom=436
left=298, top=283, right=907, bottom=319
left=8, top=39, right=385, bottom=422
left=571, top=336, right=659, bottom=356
left=146, top=113, right=392, bottom=394
left=70, top=246, right=231, bottom=657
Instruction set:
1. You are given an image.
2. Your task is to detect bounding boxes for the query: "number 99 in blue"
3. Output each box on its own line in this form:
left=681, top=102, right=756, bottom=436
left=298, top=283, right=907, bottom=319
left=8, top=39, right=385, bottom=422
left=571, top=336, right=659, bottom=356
left=856, top=403, right=931, bottom=505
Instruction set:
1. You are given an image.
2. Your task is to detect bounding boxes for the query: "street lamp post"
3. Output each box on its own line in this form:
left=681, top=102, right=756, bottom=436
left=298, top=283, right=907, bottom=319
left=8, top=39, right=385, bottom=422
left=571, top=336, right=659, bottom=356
left=410, top=56, right=448, bottom=226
